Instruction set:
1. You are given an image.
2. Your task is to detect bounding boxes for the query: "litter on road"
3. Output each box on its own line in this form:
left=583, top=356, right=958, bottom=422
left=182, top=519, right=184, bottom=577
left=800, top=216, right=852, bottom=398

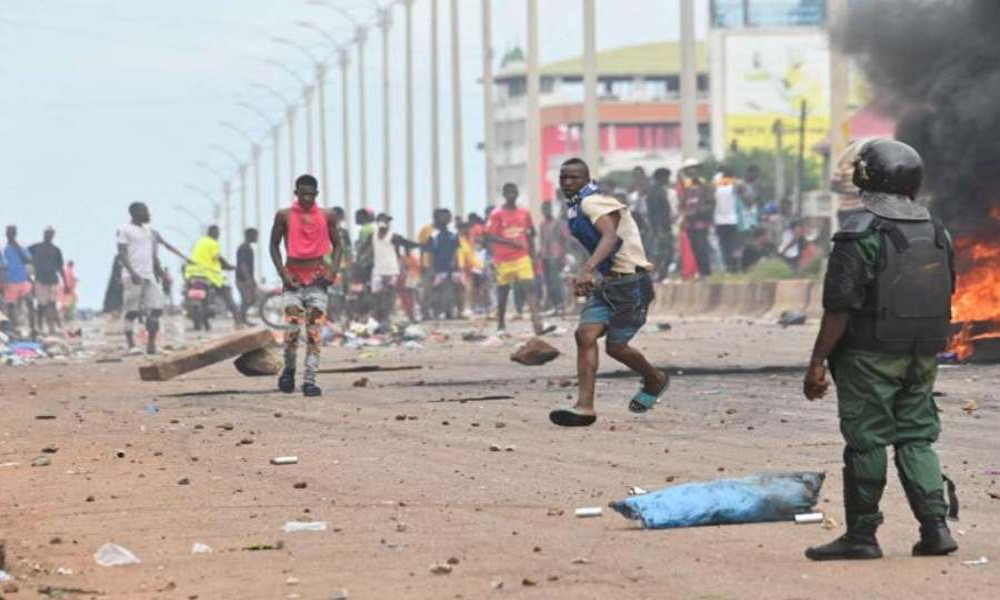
left=282, top=521, right=329, bottom=533
left=794, top=512, right=824, bottom=525
left=94, top=543, right=141, bottom=567
left=271, top=456, right=299, bottom=465
left=574, top=507, right=603, bottom=518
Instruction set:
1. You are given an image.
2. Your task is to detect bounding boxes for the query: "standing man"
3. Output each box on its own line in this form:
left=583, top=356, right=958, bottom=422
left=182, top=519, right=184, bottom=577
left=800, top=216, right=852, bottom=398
left=3, top=225, right=36, bottom=337
left=646, top=168, right=676, bottom=280
left=484, top=183, right=548, bottom=335
left=677, top=159, right=715, bottom=277
left=29, top=226, right=68, bottom=334
left=538, top=201, right=570, bottom=314
left=549, top=158, right=668, bottom=427
left=713, top=164, right=741, bottom=272
left=236, top=228, right=259, bottom=326
left=803, top=140, right=958, bottom=561
left=270, top=174, right=340, bottom=397
left=116, top=202, right=189, bottom=354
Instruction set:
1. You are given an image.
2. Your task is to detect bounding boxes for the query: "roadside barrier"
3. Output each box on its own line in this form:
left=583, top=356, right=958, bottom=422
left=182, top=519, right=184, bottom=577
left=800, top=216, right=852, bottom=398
left=650, top=279, right=817, bottom=319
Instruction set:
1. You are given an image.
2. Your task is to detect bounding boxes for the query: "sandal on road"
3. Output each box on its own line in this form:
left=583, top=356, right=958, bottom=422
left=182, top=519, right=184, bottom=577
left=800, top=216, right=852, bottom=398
left=549, top=408, right=597, bottom=427
left=629, top=372, right=670, bottom=414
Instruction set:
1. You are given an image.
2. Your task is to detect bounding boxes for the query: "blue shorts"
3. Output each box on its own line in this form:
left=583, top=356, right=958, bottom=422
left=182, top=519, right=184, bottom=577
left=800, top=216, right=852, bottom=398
left=578, top=272, right=655, bottom=344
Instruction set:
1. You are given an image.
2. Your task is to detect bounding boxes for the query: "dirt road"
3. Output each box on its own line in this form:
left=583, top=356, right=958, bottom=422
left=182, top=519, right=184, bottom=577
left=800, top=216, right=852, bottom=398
left=1, top=317, right=998, bottom=599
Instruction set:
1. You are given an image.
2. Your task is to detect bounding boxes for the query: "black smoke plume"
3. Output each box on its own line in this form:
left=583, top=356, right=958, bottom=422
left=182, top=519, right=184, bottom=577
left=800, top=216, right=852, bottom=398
left=837, top=0, right=1000, bottom=236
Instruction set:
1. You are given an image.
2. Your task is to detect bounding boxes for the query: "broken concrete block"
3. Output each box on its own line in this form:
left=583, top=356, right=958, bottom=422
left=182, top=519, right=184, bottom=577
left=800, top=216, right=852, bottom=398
left=510, top=338, right=560, bottom=366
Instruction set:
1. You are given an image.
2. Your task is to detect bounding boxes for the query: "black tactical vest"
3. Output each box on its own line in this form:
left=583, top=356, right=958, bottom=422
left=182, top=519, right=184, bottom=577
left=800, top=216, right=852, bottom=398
left=840, top=215, right=954, bottom=356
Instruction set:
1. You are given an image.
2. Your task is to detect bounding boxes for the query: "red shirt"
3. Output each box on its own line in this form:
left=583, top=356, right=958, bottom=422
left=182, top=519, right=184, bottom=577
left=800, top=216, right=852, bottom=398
left=486, top=207, right=533, bottom=263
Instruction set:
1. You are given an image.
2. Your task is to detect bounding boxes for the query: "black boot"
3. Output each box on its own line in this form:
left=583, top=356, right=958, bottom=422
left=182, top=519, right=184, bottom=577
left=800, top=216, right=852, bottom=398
left=805, top=532, right=883, bottom=561
left=301, top=381, right=322, bottom=397
left=806, top=465, right=883, bottom=561
left=277, top=368, right=296, bottom=393
left=912, top=518, right=958, bottom=556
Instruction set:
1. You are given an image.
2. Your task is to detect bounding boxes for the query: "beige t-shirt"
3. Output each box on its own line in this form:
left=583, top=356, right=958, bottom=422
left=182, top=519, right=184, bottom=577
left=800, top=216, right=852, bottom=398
left=577, top=194, right=653, bottom=274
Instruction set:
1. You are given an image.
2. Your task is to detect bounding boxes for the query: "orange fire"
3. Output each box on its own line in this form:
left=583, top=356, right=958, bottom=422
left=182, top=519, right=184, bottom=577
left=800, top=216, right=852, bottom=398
left=948, top=209, right=1000, bottom=360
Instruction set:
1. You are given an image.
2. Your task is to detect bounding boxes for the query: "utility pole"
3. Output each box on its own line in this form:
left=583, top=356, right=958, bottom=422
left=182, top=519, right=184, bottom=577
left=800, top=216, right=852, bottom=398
left=379, top=6, right=392, bottom=214
left=450, top=0, right=465, bottom=217
left=679, top=0, right=699, bottom=159
left=357, top=26, right=369, bottom=208
left=287, top=107, right=297, bottom=182
left=317, top=63, right=331, bottom=206
left=481, top=0, right=497, bottom=210
left=303, top=86, right=315, bottom=174
left=828, top=0, right=849, bottom=229
left=430, top=0, right=441, bottom=210
left=223, top=180, right=232, bottom=256
left=405, top=0, right=416, bottom=237
left=252, top=145, right=263, bottom=278
left=339, top=49, right=353, bottom=225
left=238, top=163, right=249, bottom=237
left=272, top=125, right=281, bottom=213
left=795, top=100, right=807, bottom=216
left=525, top=0, right=542, bottom=219
left=582, top=0, right=599, bottom=174
left=773, top=119, right=786, bottom=205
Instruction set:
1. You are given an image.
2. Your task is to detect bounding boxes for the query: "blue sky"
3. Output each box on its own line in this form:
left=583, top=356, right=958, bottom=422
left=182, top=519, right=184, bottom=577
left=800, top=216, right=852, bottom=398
left=0, top=0, right=710, bottom=307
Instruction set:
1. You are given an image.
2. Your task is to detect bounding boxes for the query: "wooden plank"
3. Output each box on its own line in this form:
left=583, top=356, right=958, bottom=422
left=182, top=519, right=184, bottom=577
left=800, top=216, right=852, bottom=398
left=139, top=328, right=275, bottom=382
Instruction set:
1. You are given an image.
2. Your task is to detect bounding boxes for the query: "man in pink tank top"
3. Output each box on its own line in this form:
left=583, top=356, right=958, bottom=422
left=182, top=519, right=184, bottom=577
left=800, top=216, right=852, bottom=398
left=269, top=174, right=341, bottom=396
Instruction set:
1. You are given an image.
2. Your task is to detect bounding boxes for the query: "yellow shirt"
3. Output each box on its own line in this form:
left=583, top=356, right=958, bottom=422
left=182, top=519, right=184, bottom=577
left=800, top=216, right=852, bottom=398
left=184, top=236, right=224, bottom=287
left=417, top=223, right=435, bottom=268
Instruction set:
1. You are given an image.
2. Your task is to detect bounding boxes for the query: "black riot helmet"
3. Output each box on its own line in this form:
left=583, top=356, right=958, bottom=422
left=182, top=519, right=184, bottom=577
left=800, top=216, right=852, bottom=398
left=852, top=139, right=924, bottom=199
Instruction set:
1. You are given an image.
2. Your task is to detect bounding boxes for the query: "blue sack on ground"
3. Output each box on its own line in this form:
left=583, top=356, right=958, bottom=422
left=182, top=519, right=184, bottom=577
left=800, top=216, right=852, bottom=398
left=610, top=472, right=825, bottom=529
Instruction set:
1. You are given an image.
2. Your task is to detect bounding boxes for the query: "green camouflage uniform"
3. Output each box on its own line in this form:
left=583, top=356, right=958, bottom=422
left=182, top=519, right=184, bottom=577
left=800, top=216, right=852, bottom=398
left=824, top=226, right=949, bottom=537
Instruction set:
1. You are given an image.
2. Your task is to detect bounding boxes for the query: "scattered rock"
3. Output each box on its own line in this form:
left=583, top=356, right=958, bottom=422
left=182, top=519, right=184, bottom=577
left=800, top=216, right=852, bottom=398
left=293, top=482, right=308, bottom=489
left=963, top=399, right=979, bottom=414
left=446, top=557, right=460, bottom=565
left=218, top=423, right=235, bottom=431
left=41, top=446, right=58, bottom=454
left=286, top=576, right=300, bottom=586
left=353, top=377, right=369, bottom=388
left=32, top=456, right=51, bottom=467
left=571, top=557, right=589, bottom=564
left=490, top=579, right=504, bottom=590
left=510, top=338, right=560, bottom=366
left=489, top=445, right=501, bottom=452
left=546, top=508, right=565, bottom=517
left=234, top=347, right=282, bottom=376
left=395, top=414, right=407, bottom=421
left=177, top=477, right=191, bottom=486
left=494, top=422, right=506, bottom=429
left=429, top=564, right=453, bottom=575
left=522, top=578, right=537, bottom=587
left=35, top=414, right=56, bottom=420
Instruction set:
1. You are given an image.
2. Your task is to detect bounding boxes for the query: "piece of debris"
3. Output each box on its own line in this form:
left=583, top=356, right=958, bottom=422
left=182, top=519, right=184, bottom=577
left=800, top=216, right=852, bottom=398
left=575, top=507, right=603, bottom=518
left=963, top=399, right=979, bottom=413
left=191, top=543, right=213, bottom=554
left=282, top=521, right=328, bottom=533
left=489, top=444, right=501, bottom=452
left=462, top=332, right=488, bottom=342
left=139, top=327, right=273, bottom=381
left=177, top=477, right=191, bottom=486
left=778, top=311, right=807, bottom=327
left=286, top=576, right=300, bottom=586
left=822, top=515, right=839, bottom=530
left=242, top=541, right=284, bottom=552
left=628, top=486, right=650, bottom=496
left=522, top=578, right=537, bottom=587
left=35, top=414, right=56, bottom=420
left=656, top=323, right=672, bottom=331
left=115, top=449, right=126, bottom=459
left=234, top=346, right=282, bottom=376
left=794, top=512, right=824, bottom=525
left=962, top=556, right=989, bottom=566
left=988, top=492, right=1000, bottom=501
left=429, top=564, right=453, bottom=575
left=571, top=557, right=590, bottom=565
left=490, top=579, right=504, bottom=590
left=237, top=438, right=254, bottom=446
left=510, top=338, right=560, bottom=366
left=218, top=423, right=235, bottom=431
left=353, top=377, right=369, bottom=388
left=139, top=403, right=160, bottom=415
left=293, top=482, right=308, bottom=489
left=94, top=542, right=141, bottom=567
left=271, top=456, right=299, bottom=466
left=32, top=456, right=51, bottom=467
left=394, top=414, right=407, bottom=421
left=546, top=508, right=565, bottom=517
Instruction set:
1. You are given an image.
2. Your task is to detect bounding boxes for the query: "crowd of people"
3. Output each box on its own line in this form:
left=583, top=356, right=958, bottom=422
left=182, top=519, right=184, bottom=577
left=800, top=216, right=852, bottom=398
left=0, top=225, right=79, bottom=339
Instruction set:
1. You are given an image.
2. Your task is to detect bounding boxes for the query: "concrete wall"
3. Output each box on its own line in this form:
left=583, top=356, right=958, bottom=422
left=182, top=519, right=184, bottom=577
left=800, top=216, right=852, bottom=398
left=650, top=280, right=820, bottom=319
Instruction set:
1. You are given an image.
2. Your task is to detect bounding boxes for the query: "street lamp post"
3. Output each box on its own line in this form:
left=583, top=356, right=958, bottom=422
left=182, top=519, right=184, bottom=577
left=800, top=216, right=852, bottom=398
left=449, top=0, right=464, bottom=217
left=184, top=183, right=221, bottom=224
left=238, top=101, right=284, bottom=217
left=221, top=121, right=264, bottom=276
left=430, top=0, right=441, bottom=210
left=377, top=3, right=392, bottom=214
left=266, top=57, right=314, bottom=177
left=405, top=0, right=415, bottom=237
left=209, top=144, right=245, bottom=255
left=252, top=82, right=298, bottom=189
left=481, top=0, right=497, bottom=210
left=195, top=160, right=235, bottom=255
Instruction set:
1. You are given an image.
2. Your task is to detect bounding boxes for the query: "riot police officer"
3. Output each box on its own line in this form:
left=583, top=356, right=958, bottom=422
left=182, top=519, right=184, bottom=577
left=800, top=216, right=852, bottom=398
left=803, top=139, right=958, bottom=561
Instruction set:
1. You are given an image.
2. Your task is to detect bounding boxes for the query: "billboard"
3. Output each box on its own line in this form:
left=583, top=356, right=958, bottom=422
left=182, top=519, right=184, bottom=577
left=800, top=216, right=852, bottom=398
left=719, top=30, right=830, bottom=153
left=711, top=0, right=827, bottom=28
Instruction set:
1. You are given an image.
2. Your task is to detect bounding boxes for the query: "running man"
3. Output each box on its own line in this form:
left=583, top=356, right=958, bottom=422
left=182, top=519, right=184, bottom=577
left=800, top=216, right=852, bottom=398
left=269, top=174, right=340, bottom=397
left=116, top=202, right=190, bottom=354
left=484, top=183, right=548, bottom=335
left=549, top=158, right=669, bottom=427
